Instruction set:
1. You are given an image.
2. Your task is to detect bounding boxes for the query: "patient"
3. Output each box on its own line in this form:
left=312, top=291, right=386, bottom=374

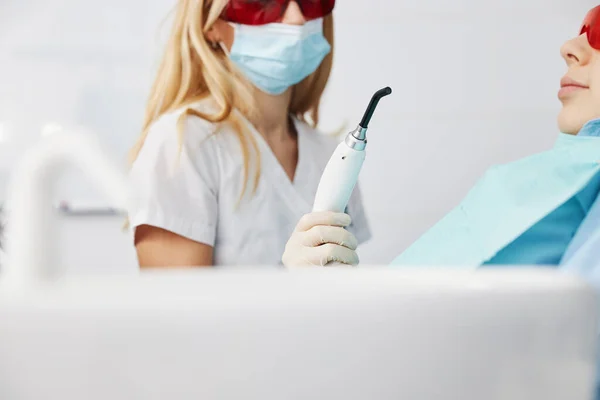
left=282, top=5, right=600, bottom=267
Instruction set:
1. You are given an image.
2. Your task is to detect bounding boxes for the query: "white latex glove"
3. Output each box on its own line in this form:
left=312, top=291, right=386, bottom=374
left=282, top=211, right=359, bottom=267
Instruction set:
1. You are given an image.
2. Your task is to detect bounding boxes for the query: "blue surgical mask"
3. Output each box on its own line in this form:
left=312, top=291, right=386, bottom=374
left=223, top=18, right=331, bottom=95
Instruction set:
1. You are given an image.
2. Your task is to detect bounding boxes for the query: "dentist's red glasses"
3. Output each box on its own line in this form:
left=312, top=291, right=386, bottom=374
left=222, top=0, right=335, bottom=26
left=581, top=5, right=600, bottom=50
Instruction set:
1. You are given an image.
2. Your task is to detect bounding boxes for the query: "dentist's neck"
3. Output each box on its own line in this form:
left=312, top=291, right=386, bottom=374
left=250, top=87, right=295, bottom=142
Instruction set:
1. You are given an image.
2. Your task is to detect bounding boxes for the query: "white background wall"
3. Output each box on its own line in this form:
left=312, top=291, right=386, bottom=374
left=0, top=0, right=598, bottom=272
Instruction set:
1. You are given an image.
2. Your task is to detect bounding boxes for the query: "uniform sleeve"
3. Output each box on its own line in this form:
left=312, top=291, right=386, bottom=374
left=346, top=181, right=372, bottom=245
left=128, top=112, right=220, bottom=246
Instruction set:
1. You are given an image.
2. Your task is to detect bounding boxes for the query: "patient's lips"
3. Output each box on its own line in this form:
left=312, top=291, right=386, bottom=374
left=559, top=76, right=589, bottom=99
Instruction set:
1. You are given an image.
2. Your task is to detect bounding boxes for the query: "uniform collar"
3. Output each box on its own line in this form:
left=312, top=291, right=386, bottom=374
left=577, top=118, right=600, bottom=137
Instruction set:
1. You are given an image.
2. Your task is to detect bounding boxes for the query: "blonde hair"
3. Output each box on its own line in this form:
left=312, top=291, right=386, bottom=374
left=129, top=0, right=334, bottom=201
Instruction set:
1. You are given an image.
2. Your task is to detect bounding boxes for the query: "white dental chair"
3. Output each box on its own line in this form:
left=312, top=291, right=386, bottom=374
left=0, top=132, right=597, bottom=400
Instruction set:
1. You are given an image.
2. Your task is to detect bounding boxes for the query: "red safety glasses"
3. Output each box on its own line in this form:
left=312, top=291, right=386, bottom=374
left=581, top=5, right=600, bottom=50
left=222, top=0, right=335, bottom=26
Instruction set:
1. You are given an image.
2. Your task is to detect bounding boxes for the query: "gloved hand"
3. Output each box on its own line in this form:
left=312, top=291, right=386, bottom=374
left=282, top=211, right=359, bottom=267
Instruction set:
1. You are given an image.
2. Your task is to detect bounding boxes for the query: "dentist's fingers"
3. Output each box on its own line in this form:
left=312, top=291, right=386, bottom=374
left=301, top=225, right=358, bottom=250
left=283, top=211, right=359, bottom=268
left=294, top=211, right=351, bottom=232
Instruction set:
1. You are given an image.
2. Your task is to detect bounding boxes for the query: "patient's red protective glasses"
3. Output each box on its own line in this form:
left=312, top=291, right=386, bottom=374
left=222, top=0, right=335, bottom=26
left=581, top=5, right=600, bottom=50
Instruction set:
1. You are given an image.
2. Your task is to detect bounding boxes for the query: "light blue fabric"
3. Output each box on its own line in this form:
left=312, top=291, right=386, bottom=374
left=391, top=119, right=600, bottom=267
left=227, top=18, right=331, bottom=95
left=483, top=167, right=600, bottom=265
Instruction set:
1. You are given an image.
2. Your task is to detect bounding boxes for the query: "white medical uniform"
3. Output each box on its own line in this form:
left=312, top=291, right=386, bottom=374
left=128, top=100, right=371, bottom=266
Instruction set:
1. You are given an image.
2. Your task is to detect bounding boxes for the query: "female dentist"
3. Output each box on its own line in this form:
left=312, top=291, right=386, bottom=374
left=128, top=0, right=371, bottom=268
left=283, top=5, right=600, bottom=267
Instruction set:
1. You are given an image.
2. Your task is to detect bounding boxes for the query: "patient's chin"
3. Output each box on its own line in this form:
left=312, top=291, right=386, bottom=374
left=557, top=109, right=584, bottom=135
